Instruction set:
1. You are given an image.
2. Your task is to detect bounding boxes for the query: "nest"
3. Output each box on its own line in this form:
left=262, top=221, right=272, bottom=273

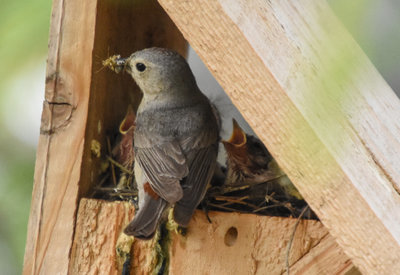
left=90, top=55, right=316, bottom=220
left=90, top=135, right=138, bottom=205
left=203, top=181, right=313, bottom=219
left=91, top=142, right=316, bottom=220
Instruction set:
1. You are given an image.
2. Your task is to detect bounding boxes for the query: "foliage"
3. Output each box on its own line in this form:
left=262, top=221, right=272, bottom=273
left=0, top=0, right=51, bottom=274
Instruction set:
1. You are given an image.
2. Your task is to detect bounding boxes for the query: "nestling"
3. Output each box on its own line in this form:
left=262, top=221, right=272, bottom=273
left=119, top=48, right=219, bottom=239
left=223, top=119, right=302, bottom=200
left=112, top=105, right=136, bottom=172
left=111, top=105, right=136, bottom=190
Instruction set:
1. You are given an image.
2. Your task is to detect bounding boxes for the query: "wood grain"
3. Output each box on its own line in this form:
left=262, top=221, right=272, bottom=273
left=24, top=1, right=97, bottom=273
left=169, top=210, right=354, bottom=275
left=23, top=0, right=187, bottom=274
left=158, top=0, right=400, bottom=273
left=69, top=199, right=139, bottom=274
left=290, top=234, right=359, bottom=275
left=70, top=199, right=354, bottom=275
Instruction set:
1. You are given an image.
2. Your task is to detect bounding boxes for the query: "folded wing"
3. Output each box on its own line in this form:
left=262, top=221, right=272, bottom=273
left=135, top=141, right=188, bottom=203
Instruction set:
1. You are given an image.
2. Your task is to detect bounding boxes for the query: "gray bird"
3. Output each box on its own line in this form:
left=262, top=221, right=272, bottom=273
left=119, top=48, right=219, bottom=239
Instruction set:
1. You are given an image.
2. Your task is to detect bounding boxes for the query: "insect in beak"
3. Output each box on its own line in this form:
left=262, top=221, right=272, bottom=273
left=115, top=57, right=129, bottom=74
left=102, top=55, right=130, bottom=74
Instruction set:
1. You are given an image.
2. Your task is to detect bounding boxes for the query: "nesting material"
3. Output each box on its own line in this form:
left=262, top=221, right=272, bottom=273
left=91, top=55, right=315, bottom=220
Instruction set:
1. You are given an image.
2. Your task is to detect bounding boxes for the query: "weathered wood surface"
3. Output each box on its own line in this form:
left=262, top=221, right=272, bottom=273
left=23, top=0, right=97, bottom=273
left=69, top=199, right=134, bottom=274
left=289, top=234, right=358, bottom=275
left=70, top=199, right=161, bottom=275
left=23, top=0, right=186, bottom=274
left=169, top=210, right=355, bottom=275
left=158, top=0, right=400, bottom=273
left=70, top=199, right=354, bottom=275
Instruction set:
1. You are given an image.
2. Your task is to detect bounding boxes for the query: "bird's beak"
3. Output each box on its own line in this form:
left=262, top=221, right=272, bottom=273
left=119, top=105, right=136, bottom=134
left=114, top=57, right=129, bottom=74
left=222, top=119, right=247, bottom=147
left=223, top=119, right=248, bottom=162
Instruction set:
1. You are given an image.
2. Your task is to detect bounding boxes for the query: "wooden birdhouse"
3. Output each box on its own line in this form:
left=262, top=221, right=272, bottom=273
left=24, top=0, right=400, bottom=274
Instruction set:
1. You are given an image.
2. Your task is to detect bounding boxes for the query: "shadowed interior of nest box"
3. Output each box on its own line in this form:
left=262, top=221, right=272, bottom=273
left=84, top=0, right=315, bottom=221
left=79, top=0, right=187, bottom=197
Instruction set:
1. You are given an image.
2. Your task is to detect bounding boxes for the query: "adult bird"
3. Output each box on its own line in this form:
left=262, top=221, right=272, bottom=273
left=118, top=48, right=219, bottom=239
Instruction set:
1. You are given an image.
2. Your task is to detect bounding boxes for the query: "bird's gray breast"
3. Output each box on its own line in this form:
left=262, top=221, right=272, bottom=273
left=134, top=102, right=218, bottom=149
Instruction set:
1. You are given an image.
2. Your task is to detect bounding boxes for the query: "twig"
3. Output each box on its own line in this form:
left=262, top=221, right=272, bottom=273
left=219, top=174, right=285, bottom=194
left=219, top=185, right=251, bottom=194
left=106, top=156, right=133, bottom=174
left=215, top=196, right=259, bottom=209
left=93, top=186, right=118, bottom=191
left=106, top=137, right=117, bottom=186
left=127, top=173, right=134, bottom=187
left=108, top=191, right=138, bottom=197
left=252, top=204, right=284, bottom=213
left=207, top=203, right=247, bottom=213
left=88, top=173, right=110, bottom=197
left=216, top=196, right=247, bottom=204
left=264, top=194, right=297, bottom=216
left=93, top=186, right=137, bottom=194
left=215, top=195, right=249, bottom=201
left=285, top=205, right=309, bottom=275
left=265, top=193, right=285, bottom=205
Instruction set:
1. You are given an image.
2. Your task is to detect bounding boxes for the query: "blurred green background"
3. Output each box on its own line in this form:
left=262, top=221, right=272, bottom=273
left=0, top=0, right=52, bottom=274
left=0, top=0, right=398, bottom=274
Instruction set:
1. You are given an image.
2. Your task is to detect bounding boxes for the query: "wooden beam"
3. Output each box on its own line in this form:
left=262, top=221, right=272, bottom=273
left=24, top=1, right=97, bottom=273
left=169, top=210, right=355, bottom=275
left=289, top=234, right=359, bottom=275
left=158, top=0, right=400, bottom=273
left=70, top=199, right=354, bottom=274
left=23, top=0, right=186, bottom=274
left=69, top=199, right=138, bottom=274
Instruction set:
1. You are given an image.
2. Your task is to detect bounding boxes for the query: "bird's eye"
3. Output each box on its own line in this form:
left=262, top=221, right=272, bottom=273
left=136, top=63, right=146, bottom=72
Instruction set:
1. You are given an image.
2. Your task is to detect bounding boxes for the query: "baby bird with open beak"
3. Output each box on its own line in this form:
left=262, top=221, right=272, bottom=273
left=120, top=48, right=219, bottom=239
left=223, top=119, right=302, bottom=200
left=111, top=105, right=136, bottom=190
left=112, top=105, right=136, bottom=172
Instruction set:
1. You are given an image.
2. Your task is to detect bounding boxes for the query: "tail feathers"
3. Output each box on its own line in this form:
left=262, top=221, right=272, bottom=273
left=124, top=194, right=168, bottom=240
left=173, top=204, right=195, bottom=227
left=173, top=146, right=217, bottom=227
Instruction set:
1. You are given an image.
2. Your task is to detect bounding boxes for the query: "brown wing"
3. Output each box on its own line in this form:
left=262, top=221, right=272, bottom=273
left=173, top=144, right=218, bottom=226
left=135, top=141, right=188, bottom=203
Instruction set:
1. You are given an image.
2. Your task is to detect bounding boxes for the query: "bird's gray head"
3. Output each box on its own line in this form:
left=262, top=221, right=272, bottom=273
left=124, top=48, right=196, bottom=96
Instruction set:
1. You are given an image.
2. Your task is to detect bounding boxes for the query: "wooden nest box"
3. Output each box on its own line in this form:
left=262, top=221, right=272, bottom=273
left=24, top=0, right=400, bottom=274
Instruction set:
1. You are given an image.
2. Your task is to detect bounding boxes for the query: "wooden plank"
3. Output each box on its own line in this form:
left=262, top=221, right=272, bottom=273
left=70, top=199, right=166, bottom=274
left=23, top=0, right=187, bottom=274
left=70, top=199, right=148, bottom=274
left=289, top=234, right=359, bottom=275
left=70, top=199, right=353, bottom=274
left=158, top=0, right=400, bottom=273
left=169, top=210, right=354, bottom=275
left=69, top=199, right=132, bottom=274
left=24, top=0, right=97, bottom=273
